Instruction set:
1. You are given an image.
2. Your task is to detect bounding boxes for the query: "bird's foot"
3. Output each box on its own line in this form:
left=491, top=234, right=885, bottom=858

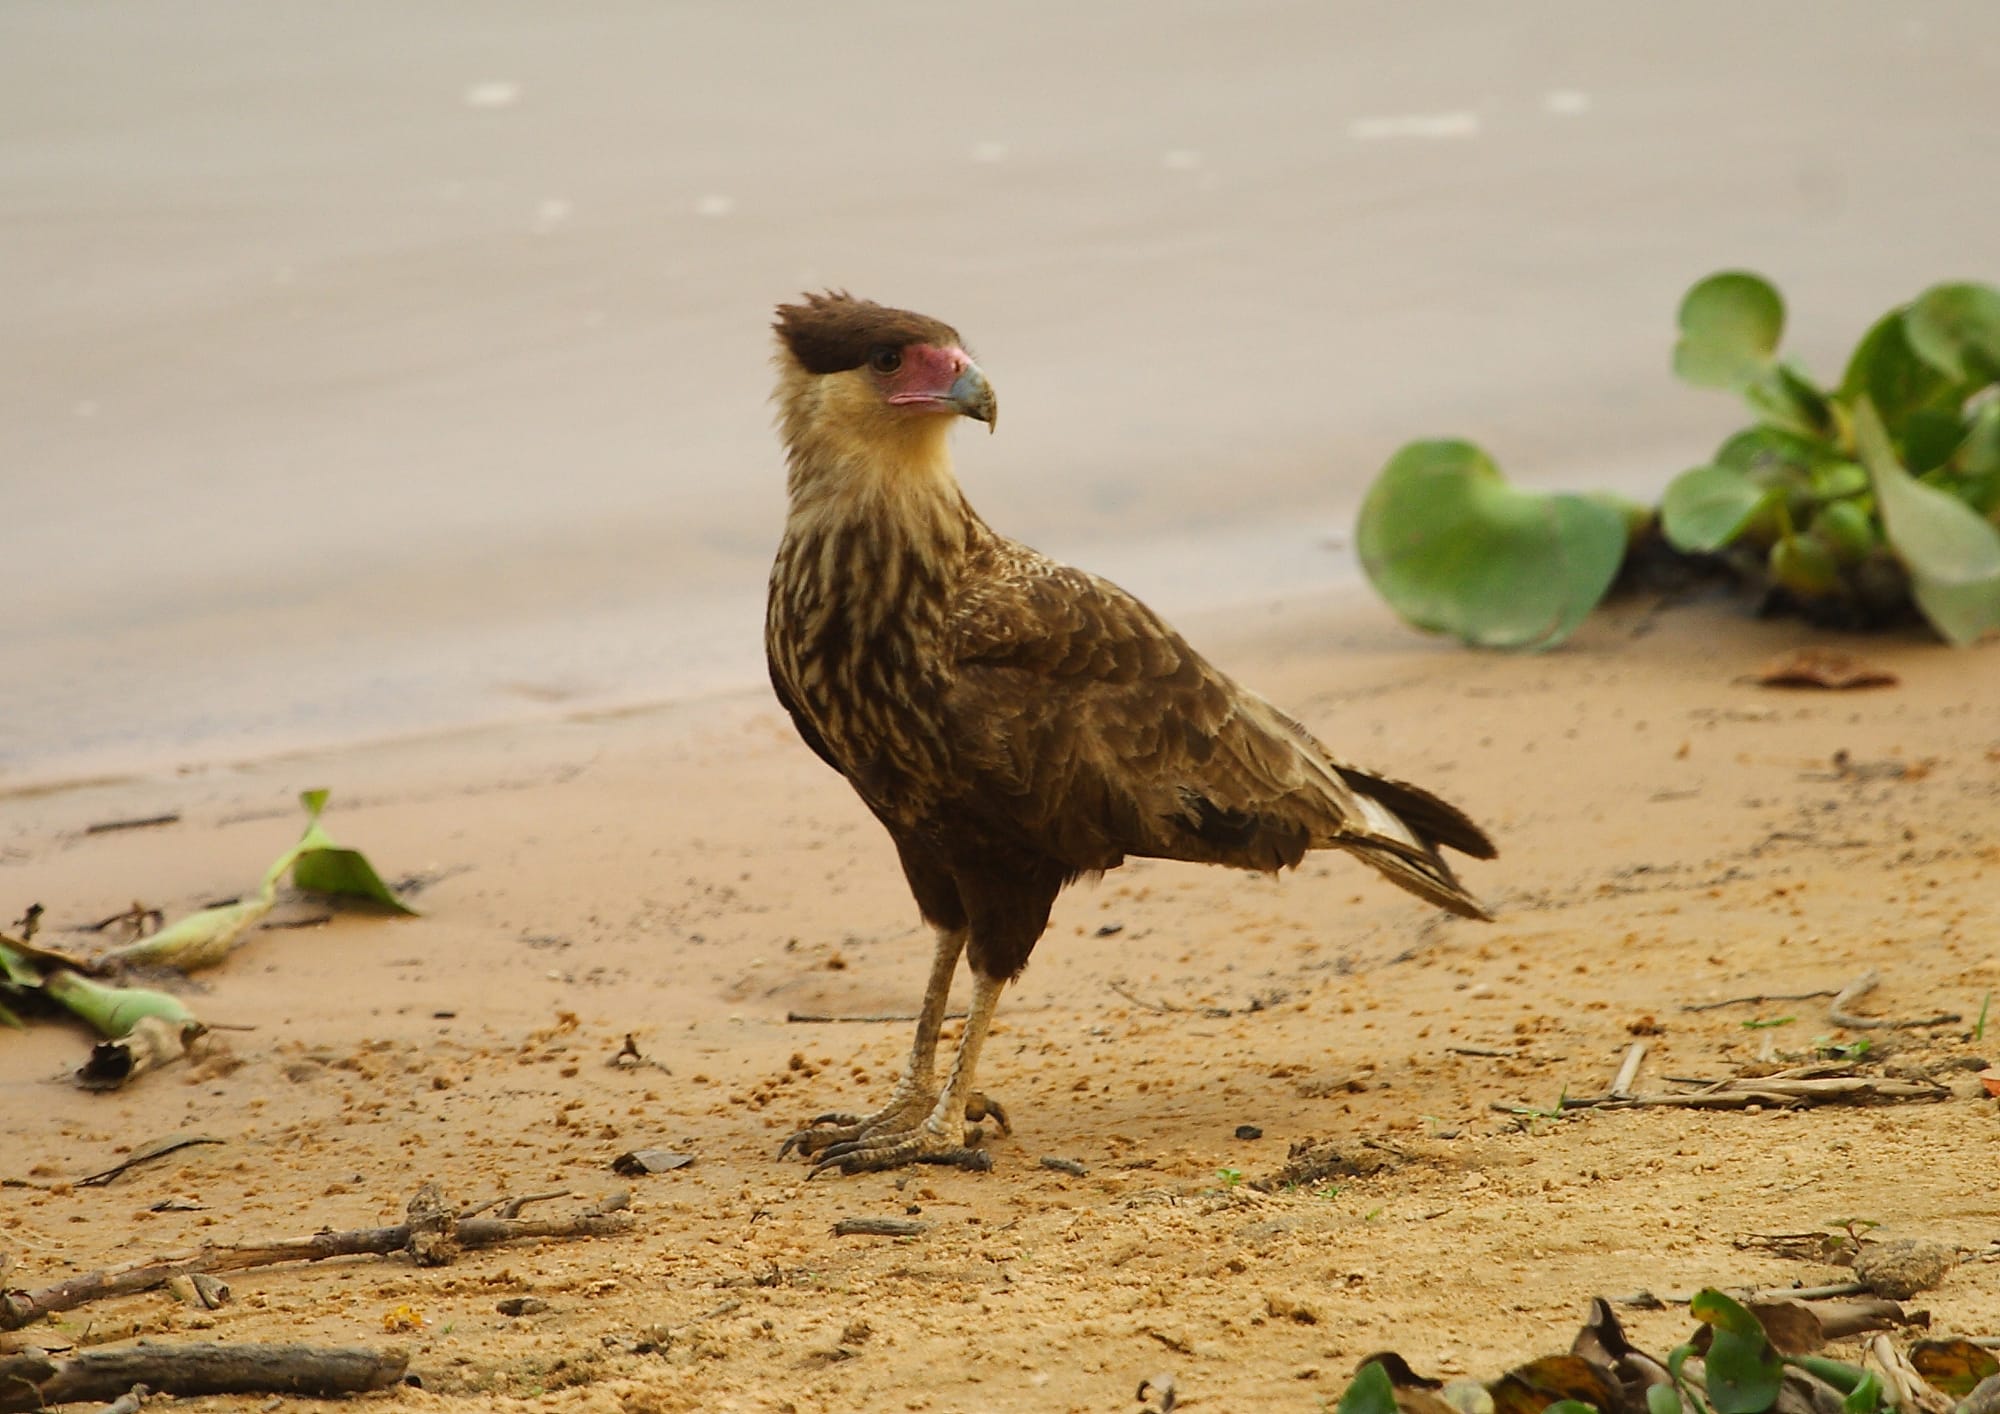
left=807, top=1113, right=994, bottom=1178
left=780, top=1090, right=1008, bottom=1170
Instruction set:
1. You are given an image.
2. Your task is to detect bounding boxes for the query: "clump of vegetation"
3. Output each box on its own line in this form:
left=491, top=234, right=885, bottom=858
left=1357, top=273, right=2000, bottom=649
left=1331, top=1288, right=1999, bottom=1414
left=1, top=790, right=414, bottom=1084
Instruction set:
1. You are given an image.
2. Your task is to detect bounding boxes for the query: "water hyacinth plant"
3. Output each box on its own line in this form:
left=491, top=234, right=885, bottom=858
left=1357, top=272, right=2000, bottom=649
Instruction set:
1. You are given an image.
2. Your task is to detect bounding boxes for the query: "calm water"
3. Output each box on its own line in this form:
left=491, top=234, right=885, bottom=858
left=5, top=1, right=1996, bottom=785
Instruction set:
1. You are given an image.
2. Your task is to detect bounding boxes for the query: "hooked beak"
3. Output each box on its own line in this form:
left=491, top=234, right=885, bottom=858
left=947, top=363, right=997, bottom=432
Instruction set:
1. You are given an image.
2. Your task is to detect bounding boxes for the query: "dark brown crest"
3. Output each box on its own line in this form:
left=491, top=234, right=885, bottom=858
left=773, top=291, right=964, bottom=375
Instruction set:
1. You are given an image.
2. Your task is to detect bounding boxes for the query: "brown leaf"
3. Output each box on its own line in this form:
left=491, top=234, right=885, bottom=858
left=1489, top=1355, right=1622, bottom=1414
left=1744, top=1300, right=1826, bottom=1356
left=1754, top=648, right=1898, bottom=690
left=1908, top=1338, right=2000, bottom=1397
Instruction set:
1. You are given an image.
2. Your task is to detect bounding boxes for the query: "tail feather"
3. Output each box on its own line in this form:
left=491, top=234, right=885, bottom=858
left=1334, top=766, right=1497, bottom=861
left=1345, top=834, right=1492, bottom=921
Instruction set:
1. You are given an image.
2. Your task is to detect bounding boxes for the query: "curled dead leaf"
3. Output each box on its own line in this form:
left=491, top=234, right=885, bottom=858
left=1754, top=647, right=1898, bottom=690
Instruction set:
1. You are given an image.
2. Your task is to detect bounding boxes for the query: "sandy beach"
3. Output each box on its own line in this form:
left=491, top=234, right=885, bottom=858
left=5, top=3, right=2000, bottom=1411
left=5, top=591, right=1999, bottom=1411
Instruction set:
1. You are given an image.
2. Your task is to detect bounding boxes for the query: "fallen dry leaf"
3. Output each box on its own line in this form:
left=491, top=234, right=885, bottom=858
left=1754, top=647, right=1898, bottom=690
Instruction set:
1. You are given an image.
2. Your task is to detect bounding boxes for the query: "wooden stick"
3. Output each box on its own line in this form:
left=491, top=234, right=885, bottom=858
left=0, top=1344, right=405, bottom=1413
left=1829, top=970, right=1960, bottom=1030
left=1683, top=989, right=1838, bottom=1013
left=83, top=813, right=182, bottom=836
left=0, top=1191, right=631, bottom=1331
left=785, top=1010, right=961, bottom=1024
left=1610, top=1042, right=1648, bottom=1099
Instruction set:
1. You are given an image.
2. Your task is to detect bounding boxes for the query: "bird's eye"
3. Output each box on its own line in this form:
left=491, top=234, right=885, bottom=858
left=868, top=347, right=903, bottom=375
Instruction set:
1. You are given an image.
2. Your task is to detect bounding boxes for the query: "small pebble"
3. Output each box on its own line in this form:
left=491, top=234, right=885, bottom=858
left=1235, top=1124, right=1263, bottom=1141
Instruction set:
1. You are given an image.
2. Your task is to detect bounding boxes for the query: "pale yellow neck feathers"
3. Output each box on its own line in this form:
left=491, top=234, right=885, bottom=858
left=777, top=364, right=971, bottom=553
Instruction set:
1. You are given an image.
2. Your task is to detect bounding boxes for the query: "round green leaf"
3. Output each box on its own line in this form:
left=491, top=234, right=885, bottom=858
left=1356, top=440, right=1628, bottom=651
left=1813, top=500, right=1878, bottom=565
left=1690, top=1289, right=1783, bottom=1414
left=1337, top=1362, right=1400, bottom=1414
left=1807, top=461, right=1868, bottom=501
left=1674, top=271, right=1784, bottom=390
left=1768, top=533, right=1844, bottom=598
left=1715, top=425, right=1823, bottom=479
left=1904, top=282, right=2000, bottom=384
left=1661, top=464, right=1776, bottom=552
left=1840, top=308, right=1958, bottom=433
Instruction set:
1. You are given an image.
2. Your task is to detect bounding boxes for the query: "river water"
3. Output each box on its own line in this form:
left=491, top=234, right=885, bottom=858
left=5, top=1, right=1995, bottom=786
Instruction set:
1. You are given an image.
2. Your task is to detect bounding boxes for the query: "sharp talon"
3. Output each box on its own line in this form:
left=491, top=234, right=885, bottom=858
left=916, top=1148, right=993, bottom=1173
left=968, top=1093, right=1010, bottom=1135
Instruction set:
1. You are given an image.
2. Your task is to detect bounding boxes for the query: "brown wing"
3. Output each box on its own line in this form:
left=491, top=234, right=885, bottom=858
left=941, top=544, right=1490, bottom=917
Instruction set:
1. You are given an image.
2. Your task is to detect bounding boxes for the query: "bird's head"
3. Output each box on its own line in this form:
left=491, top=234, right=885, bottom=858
left=772, top=293, right=997, bottom=465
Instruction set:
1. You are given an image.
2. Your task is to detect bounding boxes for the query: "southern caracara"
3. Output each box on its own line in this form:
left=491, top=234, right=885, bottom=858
left=766, top=291, right=1495, bottom=1175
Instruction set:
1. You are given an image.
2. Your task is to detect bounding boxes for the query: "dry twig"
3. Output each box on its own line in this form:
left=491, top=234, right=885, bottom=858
left=1829, top=970, right=1960, bottom=1030
left=0, top=1190, right=631, bottom=1331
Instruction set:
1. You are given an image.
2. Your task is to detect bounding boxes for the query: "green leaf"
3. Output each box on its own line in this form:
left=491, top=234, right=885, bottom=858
left=1646, top=1385, right=1683, bottom=1414
left=1542, top=1404, right=1599, bottom=1414
left=1909, top=574, right=2000, bottom=647
left=1746, top=363, right=1834, bottom=439
left=1675, top=272, right=1785, bottom=390
left=1806, top=461, right=1868, bottom=502
left=293, top=846, right=417, bottom=913
left=1, top=936, right=43, bottom=988
left=101, top=894, right=276, bottom=972
left=1787, top=1356, right=1867, bottom=1395
left=1768, top=534, right=1844, bottom=599
left=1813, top=501, right=1878, bottom=565
left=1855, top=398, right=2000, bottom=643
left=1904, top=282, right=2000, bottom=384
left=1841, top=309, right=1960, bottom=434
left=1661, top=465, right=1778, bottom=552
left=1838, top=1371, right=1882, bottom=1414
left=1957, top=401, right=2000, bottom=479
left=0, top=997, right=23, bottom=1029
left=1689, top=1289, right=1783, bottom=1414
left=1714, top=426, right=1826, bottom=479
left=1902, top=410, right=1967, bottom=474
left=1357, top=440, right=1629, bottom=650
left=41, top=969, right=200, bottom=1040
left=1338, top=1361, right=1401, bottom=1414
left=286, top=789, right=418, bottom=914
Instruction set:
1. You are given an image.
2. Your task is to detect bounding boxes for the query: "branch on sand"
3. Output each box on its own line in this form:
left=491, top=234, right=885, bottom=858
left=0, top=1343, right=405, bottom=1413
left=0, top=1187, right=632, bottom=1332
left=1828, top=969, right=1961, bottom=1030
left=1495, top=1062, right=1951, bottom=1119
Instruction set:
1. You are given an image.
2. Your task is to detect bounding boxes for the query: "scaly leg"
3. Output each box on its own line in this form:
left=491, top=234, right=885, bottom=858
left=808, top=967, right=1007, bottom=1176
left=780, top=927, right=1008, bottom=1160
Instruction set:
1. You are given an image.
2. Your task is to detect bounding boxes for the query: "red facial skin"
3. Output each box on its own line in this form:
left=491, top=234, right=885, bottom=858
left=881, top=342, right=973, bottom=412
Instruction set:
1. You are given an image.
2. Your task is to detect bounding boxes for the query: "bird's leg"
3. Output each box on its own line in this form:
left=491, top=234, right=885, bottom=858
left=780, top=926, right=1001, bottom=1158
left=808, top=969, right=1007, bottom=1176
